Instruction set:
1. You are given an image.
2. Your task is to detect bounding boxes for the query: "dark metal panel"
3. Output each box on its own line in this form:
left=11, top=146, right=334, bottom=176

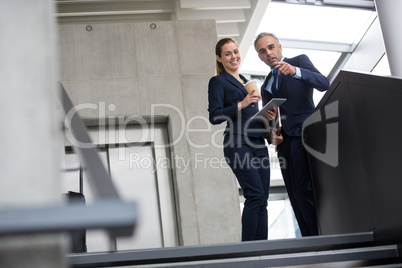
left=303, top=70, right=402, bottom=244
left=345, top=74, right=402, bottom=244
left=68, top=232, right=375, bottom=267
left=127, top=245, right=398, bottom=268
left=304, top=78, right=375, bottom=235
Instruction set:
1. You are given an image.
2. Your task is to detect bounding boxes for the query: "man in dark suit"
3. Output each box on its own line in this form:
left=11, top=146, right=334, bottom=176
left=254, top=32, right=330, bottom=236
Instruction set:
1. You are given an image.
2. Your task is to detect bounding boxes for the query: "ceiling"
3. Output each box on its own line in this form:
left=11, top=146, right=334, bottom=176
left=55, top=0, right=376, bottom=61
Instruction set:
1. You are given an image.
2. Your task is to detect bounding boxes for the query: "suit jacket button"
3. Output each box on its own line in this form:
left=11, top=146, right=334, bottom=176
left=252, top=104, right=255, bottom=107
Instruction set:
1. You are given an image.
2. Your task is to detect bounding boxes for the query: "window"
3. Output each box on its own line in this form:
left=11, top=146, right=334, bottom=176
left=241, top=2, right=378, bottom=105
left=61, top=123, right=178, bottom=252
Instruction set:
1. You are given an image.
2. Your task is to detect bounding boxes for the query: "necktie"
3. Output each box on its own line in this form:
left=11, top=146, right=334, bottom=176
left=271, top=69, right=278, bottom=96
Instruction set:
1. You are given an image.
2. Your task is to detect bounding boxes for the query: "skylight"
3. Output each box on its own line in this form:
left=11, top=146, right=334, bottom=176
left=257, top=2, right=374, bottom=44
left=240, top=2, right=376, bottom=105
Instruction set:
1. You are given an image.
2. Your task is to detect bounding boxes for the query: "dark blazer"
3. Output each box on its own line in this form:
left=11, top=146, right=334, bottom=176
left=261, top=54, right=329, bottom=137
left=208, top=71, right=266, bottom=138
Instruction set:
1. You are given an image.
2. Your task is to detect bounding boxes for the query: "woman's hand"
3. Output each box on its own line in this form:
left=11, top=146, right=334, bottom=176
left=238, top=90, right=261, bottom=110
left=265, top=107, right=277, bottom=121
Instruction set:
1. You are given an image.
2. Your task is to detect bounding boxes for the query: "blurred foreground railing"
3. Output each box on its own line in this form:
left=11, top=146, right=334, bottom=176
left=0, top=82, right=137, bottom=239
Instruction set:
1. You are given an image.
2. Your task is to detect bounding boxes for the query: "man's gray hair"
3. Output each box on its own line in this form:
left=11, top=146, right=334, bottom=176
left=254, top=32, right=280, bottom=50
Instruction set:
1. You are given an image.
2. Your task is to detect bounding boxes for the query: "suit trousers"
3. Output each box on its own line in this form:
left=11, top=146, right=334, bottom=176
left=223, top=135, right=270, bottom=241
left=277, top=133, right=318, bottom=236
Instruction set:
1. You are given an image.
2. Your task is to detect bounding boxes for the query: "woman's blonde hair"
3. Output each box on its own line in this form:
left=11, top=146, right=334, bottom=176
left=215, top=38, right=238, bottom=75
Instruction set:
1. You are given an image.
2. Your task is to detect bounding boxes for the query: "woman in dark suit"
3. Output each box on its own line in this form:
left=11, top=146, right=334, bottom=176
left=208, top=38, right=273, bottom=241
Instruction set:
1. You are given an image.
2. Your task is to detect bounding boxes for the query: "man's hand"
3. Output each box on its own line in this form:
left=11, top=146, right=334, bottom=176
left=275, top=61, right=296, bottom=76
left=268, top=128, right=283, bottom=146
left=265, top=106, right=277, bottom=121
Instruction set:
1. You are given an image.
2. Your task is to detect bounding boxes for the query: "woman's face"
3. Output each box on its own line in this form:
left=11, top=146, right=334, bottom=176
left=217, top=41, right=241, bottom=73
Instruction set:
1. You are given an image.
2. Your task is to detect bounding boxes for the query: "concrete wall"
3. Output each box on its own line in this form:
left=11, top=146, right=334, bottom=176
left=0, top=0, right=67, bottom=267
left=58, top=20, right=242, bottom=245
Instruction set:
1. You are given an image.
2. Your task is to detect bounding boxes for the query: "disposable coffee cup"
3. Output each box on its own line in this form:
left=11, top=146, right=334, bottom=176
left=244, top=80, right=259, bottom=94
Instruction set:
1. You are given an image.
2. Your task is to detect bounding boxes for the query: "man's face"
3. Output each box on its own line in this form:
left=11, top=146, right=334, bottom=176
left=255, top=35, right=283, bottom=69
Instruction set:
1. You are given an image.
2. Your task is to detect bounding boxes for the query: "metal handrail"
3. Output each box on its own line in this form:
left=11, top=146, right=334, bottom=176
left=0, top=83, right=137, bottom=238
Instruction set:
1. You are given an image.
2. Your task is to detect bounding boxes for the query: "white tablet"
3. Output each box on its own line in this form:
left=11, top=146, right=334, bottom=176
left=250, top=98, right=287, bottom=120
